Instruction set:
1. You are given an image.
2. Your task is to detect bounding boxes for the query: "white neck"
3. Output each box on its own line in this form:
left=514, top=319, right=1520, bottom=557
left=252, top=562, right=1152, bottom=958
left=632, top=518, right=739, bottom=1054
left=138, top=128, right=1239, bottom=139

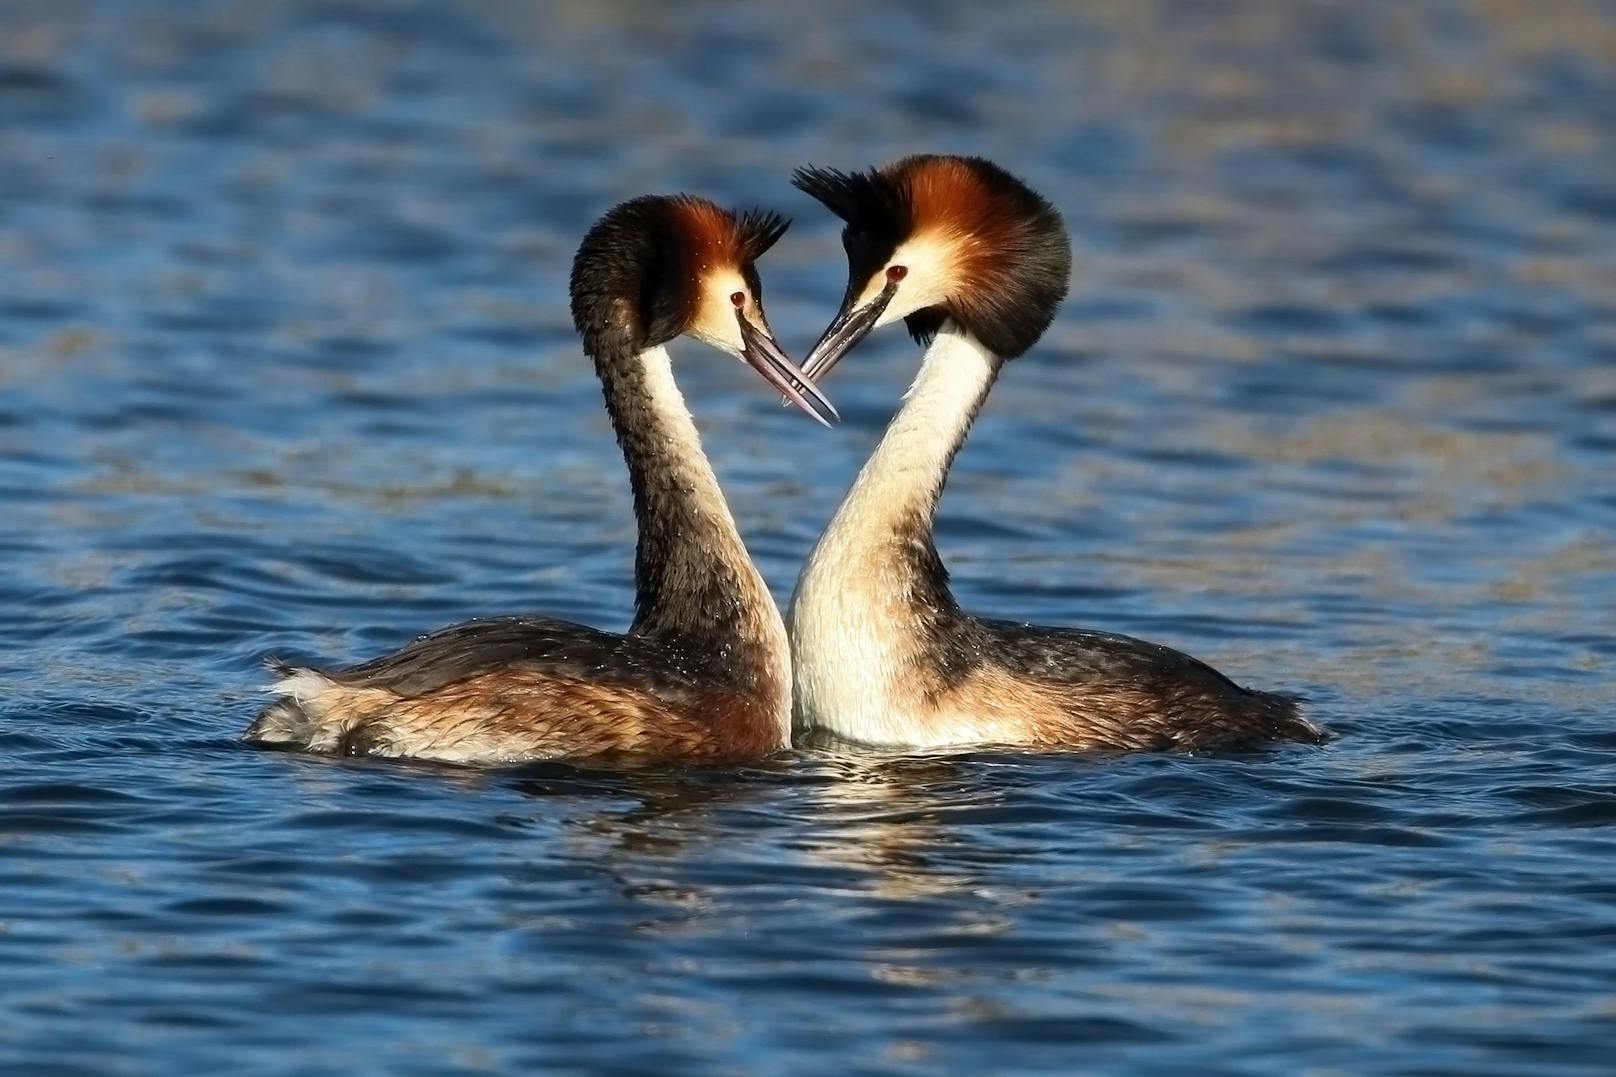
left=800, top=328, right=996, bottom=566
left=788, top=328, right=1000, bottom=744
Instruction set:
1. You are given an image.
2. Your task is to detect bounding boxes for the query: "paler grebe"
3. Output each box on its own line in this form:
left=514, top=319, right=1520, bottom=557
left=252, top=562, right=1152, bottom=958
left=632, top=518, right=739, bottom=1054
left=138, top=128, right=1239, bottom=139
left=246, top=194, right=836, bottom=765
left=787, top=155, right=1325, bottom=752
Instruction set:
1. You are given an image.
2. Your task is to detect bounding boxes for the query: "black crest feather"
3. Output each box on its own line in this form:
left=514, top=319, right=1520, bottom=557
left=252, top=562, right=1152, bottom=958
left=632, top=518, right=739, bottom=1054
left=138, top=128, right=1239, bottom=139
left=735, top=208, right=790, bottom=263
left=794, top=165, right=912, bottom=317
left=791, top=166, right=908, bottom=234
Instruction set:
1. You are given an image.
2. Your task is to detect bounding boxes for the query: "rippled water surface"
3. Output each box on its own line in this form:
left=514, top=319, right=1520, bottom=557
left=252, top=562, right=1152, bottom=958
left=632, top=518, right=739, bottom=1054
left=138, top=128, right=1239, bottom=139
left=2, top=1, right=1615, bottom=1072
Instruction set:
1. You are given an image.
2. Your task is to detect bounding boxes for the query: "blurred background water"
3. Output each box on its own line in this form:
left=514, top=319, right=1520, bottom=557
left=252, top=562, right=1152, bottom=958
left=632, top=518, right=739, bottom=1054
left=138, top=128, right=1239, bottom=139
left=1, top=0, right=1614, bottom=1072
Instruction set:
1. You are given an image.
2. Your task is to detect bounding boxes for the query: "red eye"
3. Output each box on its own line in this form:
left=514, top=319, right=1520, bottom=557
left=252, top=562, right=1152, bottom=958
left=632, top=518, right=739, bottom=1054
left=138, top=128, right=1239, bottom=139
left=730, top=291, right=746, bottom=307
left=887, top=265, right=908, bottom=282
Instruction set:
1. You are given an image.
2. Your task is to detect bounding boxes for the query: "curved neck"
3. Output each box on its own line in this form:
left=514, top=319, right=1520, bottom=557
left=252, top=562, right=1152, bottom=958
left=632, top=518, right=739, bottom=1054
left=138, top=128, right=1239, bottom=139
left=596, top=345, right=775, bottom=641
left=788, top=327, right=1000, bottom=737
left=822, top=327, right=999, bottom=566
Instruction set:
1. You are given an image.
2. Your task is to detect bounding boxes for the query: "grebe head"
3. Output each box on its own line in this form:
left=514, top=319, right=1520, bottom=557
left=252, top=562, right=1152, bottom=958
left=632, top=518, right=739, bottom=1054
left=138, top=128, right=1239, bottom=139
left=792, top=155, right=1071, bottom=380
left=570, top=194, right=836, bottom=424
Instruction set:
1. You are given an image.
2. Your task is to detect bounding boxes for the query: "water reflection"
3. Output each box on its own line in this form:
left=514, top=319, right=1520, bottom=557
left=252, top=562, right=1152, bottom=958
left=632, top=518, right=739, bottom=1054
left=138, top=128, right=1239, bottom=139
left=798, top=754, right=1005, bottom=900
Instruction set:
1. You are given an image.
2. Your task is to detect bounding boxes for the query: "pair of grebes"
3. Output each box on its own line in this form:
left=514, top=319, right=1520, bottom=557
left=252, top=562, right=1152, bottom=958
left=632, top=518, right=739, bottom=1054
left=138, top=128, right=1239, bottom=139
left=247, top=155, right=1327, bottom=764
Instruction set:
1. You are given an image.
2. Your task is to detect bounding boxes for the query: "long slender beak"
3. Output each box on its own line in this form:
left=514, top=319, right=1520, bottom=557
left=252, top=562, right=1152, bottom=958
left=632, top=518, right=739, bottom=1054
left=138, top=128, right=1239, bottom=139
left=801, top=278, right=898, bottom=383
left=737, top=311, right=838, bottom=428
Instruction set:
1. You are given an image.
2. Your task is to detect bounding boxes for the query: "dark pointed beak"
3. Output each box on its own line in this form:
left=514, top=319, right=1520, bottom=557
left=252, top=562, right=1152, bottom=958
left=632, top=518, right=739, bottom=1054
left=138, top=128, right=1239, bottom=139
left=801, top=278, right=899, bottom=383
left=737, top=310, right=838, bottom=428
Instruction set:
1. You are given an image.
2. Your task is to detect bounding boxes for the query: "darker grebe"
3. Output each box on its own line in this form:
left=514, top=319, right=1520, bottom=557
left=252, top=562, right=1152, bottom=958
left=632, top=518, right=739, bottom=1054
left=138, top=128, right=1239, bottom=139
left=786, top=155, right=1324, bottom=752
left=245, top=194, right=836, bottom=765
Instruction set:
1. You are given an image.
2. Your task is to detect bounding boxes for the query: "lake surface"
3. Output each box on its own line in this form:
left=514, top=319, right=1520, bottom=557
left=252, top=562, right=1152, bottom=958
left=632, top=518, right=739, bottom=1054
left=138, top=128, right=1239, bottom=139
left=1, top=0, right=1614, bottom=1072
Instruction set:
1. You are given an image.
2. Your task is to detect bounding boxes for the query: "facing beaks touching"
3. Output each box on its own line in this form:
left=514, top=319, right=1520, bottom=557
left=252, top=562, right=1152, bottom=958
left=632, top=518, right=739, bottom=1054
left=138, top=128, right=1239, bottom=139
left=734, top=291, right=838, bottom=427
left=792, top=155, right=1072, bottom=383
left=800, top=264, right=906, bottom=383
left=669, top=198, right=838, bottom=427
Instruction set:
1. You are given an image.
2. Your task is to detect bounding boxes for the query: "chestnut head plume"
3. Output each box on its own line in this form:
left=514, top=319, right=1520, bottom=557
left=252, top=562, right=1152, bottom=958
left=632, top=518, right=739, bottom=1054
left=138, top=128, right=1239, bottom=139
left=569, top=194, right=833, bottom=423
left=793, top=155, right=1071, bottom=362
left=570, top=195, right=787, bottom=354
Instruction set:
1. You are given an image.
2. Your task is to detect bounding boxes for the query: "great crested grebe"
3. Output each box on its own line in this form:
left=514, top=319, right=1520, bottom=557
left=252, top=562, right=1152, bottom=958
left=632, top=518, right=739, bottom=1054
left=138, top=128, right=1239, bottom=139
left=787, top=155, right=1325, bottom=752
left=245, top=194, right=836, bottom=765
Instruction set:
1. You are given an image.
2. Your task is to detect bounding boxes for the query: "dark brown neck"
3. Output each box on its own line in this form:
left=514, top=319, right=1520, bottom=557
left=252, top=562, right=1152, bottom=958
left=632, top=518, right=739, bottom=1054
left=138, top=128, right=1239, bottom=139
left=594, top=343, right=785, bottom=676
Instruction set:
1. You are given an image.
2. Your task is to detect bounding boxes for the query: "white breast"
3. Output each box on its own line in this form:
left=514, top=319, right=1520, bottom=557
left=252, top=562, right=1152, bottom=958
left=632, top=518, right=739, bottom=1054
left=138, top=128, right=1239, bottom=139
left=789, top=330, right=1004, bottom=748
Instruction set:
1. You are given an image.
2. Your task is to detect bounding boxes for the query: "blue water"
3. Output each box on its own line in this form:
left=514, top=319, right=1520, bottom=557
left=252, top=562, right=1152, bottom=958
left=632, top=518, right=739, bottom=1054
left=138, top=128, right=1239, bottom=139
left=2, top=1, right=1615, bottom=1072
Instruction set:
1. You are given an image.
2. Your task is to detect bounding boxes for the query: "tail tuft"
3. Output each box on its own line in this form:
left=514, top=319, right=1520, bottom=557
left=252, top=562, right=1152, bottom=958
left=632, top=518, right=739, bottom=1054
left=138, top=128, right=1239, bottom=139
left=243, top=662, right=332, bottom=749
left=1263, top=692, right=1329, bottom=745
left=244, top=697, right=317, bottom=747
left=243, top=664, right=393, bottom=753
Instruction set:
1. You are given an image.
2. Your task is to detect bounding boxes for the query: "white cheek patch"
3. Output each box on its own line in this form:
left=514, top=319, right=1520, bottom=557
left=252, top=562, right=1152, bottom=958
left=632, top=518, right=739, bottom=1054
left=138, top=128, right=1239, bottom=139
left=690, top=269, right=749, bottom=355
left=859, top=231, right=967, bottom=328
